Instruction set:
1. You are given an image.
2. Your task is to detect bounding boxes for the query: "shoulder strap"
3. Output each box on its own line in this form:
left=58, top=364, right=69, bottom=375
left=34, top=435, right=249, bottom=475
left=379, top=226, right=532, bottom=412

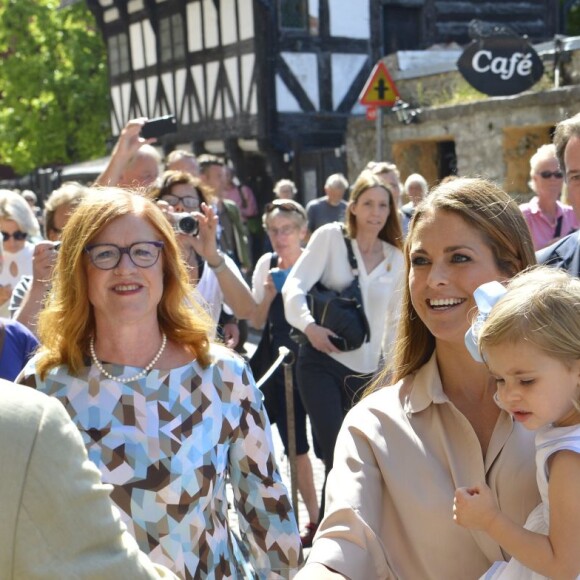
left=341, top=226, right=359, bottom=276
left=341, top=228, right=371, bottom=342
left=554, top=215, right=563, bottom=238
left=238, top=185, right=248, bottom=209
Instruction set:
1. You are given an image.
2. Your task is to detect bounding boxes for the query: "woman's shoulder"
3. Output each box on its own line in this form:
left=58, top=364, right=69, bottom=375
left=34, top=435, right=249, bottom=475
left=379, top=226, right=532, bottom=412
left=346, top=379, right=406, bottom=422
left=208, top=343, right=250, bottom=376
left=254, top=251, right=275, bottom=271
left=310, top=222, right=345, bottom=244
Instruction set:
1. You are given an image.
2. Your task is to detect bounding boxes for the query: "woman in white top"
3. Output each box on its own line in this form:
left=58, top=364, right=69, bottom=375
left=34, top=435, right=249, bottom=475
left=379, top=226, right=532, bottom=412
left=282, top=170, right=404, bottom=521
left=0, top=189, right=40, bottom=317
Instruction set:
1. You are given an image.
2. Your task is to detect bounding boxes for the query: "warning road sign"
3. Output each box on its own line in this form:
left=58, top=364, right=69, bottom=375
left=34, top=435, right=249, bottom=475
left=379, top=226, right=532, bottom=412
left=359, top=62, right=399, bottom=107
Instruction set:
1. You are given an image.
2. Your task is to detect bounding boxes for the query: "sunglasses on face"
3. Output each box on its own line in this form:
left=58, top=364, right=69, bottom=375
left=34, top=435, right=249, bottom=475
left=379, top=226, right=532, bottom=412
left=2, top=231, right=27, bottom=242
left=85, top=241, right=164, bottom=270
left=160, top=194, right=201, bottom=210
left=537, top=170, right=564, bottom=179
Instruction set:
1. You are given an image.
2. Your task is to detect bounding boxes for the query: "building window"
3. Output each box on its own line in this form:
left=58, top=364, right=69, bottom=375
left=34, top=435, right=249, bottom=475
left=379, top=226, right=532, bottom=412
left=108, top=33, right=130, bottom=76
left=280, top=0, right=308, bottom=31
left=382, top=5, right=423, bottom=53
left=160, top=13, right=185, bottom=63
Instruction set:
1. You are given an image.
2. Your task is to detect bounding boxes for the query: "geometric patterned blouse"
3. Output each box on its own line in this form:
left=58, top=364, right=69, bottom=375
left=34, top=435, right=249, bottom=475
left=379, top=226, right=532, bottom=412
left=20, top=345, right=303, bottom=579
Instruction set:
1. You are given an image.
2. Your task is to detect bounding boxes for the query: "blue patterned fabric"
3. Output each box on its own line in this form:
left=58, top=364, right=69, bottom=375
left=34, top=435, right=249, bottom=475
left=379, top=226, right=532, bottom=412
left=20, top=345, right=302, bottom=579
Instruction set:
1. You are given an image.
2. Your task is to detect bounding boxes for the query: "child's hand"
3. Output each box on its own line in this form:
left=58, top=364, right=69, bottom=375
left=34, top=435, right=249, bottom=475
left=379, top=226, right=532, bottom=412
left=453, top=483, right=500, bottom=532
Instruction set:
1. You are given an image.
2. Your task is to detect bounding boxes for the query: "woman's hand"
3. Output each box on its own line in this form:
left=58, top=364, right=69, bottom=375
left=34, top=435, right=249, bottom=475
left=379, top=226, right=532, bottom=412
left=304, top=323, right=341, bottom=354
left=189, top=203, right=219, bottom=262
left=453, top=483, right=500, bottom=532
left=31, top=241, right=59, bottom=288
left=222, top=321, right=240, bottom=349
left=0, top=284, right=12, bottom=306
left=263, top=274, right=278, bottom=302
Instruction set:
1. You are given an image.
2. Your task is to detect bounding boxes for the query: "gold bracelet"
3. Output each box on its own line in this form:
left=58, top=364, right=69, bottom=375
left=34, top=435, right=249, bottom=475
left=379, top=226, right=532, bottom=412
left=207, top=253, right=227, bottom=273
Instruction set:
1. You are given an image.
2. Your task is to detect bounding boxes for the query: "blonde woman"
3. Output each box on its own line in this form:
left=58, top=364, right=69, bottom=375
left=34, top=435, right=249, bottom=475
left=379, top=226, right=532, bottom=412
left=298, top=178, right=540, bottom=580
left=283, top=170, right=404, bottom=524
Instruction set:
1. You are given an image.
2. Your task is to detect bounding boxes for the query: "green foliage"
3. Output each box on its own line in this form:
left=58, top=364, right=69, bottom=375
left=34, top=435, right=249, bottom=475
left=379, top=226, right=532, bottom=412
left=0, top=0, right=110, bottom=174
left=563, top=0, right=580, bottom=36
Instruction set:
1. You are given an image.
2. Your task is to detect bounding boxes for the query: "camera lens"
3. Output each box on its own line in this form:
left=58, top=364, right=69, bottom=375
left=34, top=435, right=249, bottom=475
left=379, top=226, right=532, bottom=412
left=176, top=215, right=199, bottom=236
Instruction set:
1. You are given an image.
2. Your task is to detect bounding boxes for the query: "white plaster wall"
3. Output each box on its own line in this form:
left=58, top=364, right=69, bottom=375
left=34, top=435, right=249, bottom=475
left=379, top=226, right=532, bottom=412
left=276, top=75, right=301, bottom=112
left=206, top=61, right=221, bottom=119
left=187, top=2, right=203, bottom=52
left=224, top=56, right=240, bottom=117
left=134, top=78, right=147, bottom=114
left=238, top=0, right=254, bottom=40
left=143, top=20, right=157, bottom=67
left=241, top=53, right=256, bottom=113
left=130, top=23, right=144, bottom=70
left=281, top=52, right=319, bottom=109
left=203, top=0, right=219, bottom=49
left=220, top=0, right=238, bottom=45
left=191, top=64, right=205, bottom=118
left=332, top=53, right=368, bottom=109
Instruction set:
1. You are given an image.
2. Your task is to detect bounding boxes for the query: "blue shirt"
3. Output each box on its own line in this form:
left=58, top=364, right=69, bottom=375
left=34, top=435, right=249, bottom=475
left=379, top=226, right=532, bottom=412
left=0, top=318, right=39, bottom=381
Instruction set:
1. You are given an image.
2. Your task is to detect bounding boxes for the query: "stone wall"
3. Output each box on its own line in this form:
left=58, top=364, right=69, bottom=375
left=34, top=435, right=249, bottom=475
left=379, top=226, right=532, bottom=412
left=347, top=83, right=580, bottom=196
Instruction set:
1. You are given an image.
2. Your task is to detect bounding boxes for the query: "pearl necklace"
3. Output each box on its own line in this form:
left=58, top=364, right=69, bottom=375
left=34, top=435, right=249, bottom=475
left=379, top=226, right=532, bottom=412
left=89, top=333, right=167, bottom=383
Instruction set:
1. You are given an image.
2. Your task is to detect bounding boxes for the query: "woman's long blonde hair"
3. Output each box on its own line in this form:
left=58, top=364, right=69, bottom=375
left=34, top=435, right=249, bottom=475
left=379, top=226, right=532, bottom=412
left=345, top=170, right=402, bottom=249
left=370, top=177, right=536, bottom=391
left=35, top=188, right=213, bottom=379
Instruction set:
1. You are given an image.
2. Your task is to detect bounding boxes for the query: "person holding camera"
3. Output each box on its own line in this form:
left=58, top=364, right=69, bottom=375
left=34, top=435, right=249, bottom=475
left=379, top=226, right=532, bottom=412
left=10, top=182, right=88, bottom=336
left=148, top=170, right=255, bottom=347
left=282, top=170, right=404, bottom=522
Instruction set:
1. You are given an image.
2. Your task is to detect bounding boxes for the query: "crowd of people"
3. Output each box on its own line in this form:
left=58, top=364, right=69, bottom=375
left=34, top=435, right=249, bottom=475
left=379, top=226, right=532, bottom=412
left=2, top=111, right=580, bottom=579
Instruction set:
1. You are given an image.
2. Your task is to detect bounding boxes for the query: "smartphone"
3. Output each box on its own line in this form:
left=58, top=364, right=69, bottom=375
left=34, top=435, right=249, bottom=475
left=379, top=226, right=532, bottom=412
left=270, top=268, right=289, bottom=292
left=329, top=335, right=348, bottom=351
left=140, top=114, right=178, bottom=139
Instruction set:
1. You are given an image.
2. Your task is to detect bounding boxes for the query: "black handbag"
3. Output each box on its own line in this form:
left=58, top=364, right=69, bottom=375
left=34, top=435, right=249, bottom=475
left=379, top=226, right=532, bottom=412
left=292, top=229, right=371, bottom=352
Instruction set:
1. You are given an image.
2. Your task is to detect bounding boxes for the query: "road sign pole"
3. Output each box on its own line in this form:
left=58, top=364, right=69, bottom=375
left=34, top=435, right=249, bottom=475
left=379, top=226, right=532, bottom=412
left=376, top=106, right=383, bottom=161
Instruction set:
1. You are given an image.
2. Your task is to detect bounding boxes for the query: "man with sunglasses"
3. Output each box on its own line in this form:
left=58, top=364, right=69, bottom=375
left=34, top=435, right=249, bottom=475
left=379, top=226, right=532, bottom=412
left=519, top=143, right=578, bottom=250
left=538, top=113, right=580, bottom=275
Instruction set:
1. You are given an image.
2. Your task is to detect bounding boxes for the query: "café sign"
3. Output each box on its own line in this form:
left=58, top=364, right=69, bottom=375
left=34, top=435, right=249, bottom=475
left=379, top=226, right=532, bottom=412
left=457, top=34, right=544, bottom=96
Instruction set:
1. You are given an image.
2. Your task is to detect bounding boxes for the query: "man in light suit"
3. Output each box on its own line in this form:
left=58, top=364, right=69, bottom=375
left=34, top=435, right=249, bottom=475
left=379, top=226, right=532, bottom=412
left=0, top=380, right=178, bottom=579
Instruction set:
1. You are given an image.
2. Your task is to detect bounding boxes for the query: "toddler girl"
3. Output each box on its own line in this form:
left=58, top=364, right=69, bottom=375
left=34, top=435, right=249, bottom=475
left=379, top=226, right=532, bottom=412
left=455, top=266, right=580, bottom=579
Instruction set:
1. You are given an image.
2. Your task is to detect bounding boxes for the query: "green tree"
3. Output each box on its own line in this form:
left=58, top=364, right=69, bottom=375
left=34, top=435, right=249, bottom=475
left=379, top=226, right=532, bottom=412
left=0, top=0, right=110, bottom=174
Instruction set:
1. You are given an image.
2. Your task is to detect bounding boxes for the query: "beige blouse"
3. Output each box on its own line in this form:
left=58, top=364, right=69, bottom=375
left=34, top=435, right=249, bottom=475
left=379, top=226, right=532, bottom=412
left=308, top=353, right=540, bottom=580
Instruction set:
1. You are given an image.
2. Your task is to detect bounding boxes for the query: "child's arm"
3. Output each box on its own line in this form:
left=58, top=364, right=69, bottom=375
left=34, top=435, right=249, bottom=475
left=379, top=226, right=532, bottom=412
left=454, top=450, right=580, bottom=578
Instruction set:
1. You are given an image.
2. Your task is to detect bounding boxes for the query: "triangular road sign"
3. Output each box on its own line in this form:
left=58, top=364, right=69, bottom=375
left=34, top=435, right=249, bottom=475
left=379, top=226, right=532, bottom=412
left=359, top=62, right=400, bottom=107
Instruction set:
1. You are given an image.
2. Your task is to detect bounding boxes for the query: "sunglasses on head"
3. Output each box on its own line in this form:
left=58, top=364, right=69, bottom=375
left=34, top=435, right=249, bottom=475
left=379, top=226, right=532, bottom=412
left=2, top=230, right=27, bottom=242
left=264, top=200, right=304, bottom=216
left=538, top=170, right=564, bottom=179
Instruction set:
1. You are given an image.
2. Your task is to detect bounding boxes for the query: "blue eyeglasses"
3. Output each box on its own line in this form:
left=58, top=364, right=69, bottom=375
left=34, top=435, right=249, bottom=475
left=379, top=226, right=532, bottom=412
left=85, top=241, right=164, bottom=270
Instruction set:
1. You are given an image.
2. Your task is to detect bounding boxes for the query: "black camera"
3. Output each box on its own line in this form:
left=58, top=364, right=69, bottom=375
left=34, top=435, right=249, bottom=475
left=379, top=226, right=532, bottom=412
left=169, top=212, right=199, bottom=236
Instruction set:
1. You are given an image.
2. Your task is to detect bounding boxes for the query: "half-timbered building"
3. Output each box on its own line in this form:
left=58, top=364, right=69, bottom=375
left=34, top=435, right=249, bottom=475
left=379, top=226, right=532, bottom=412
left=85, top=0, right=561, bottom=206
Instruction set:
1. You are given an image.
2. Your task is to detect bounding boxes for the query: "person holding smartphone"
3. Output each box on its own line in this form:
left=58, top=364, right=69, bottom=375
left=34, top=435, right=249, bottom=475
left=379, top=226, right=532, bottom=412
left=282, top=170, right=404, bottom=525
